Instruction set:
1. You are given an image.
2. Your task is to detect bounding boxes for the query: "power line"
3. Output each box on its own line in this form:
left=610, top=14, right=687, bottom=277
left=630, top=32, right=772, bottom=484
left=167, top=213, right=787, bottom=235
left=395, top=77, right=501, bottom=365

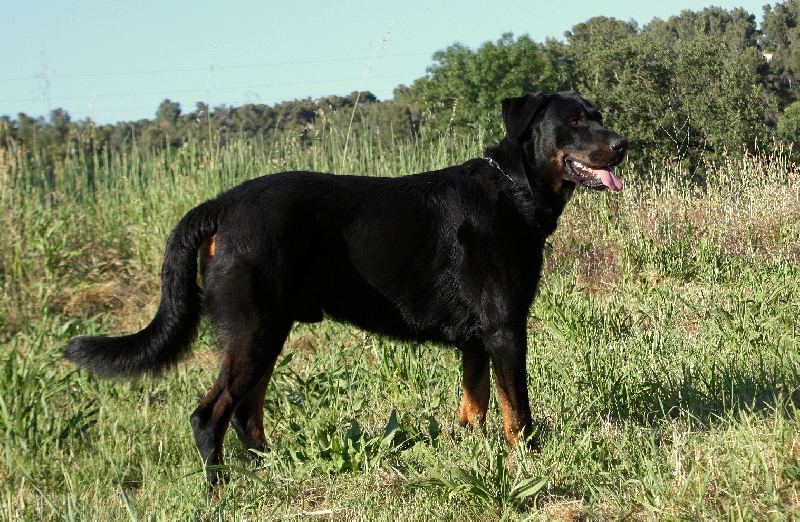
left=0, top=72, right=421, bottom=106
left=0, top=53, right=431, bottom=83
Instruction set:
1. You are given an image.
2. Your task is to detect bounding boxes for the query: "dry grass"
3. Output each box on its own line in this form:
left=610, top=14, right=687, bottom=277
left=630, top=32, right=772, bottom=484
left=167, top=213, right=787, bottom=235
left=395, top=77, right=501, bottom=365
left=1, top=135, right=798, bottom=520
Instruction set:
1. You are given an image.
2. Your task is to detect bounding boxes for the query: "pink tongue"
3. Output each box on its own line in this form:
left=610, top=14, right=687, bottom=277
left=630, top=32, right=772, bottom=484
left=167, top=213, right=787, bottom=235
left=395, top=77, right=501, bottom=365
left=595, top=167, right=624, bottom=191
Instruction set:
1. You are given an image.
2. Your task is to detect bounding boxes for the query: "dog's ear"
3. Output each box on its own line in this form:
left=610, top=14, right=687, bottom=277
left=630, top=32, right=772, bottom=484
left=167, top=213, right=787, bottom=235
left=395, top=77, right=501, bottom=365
left=501, top=92, right=550, bottom=141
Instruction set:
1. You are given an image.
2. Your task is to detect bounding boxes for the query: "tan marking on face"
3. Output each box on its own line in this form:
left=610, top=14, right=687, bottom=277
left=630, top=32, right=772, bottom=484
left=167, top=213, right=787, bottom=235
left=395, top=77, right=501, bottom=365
left=551, top=150, right=569, bottom=193
left=552, top=149, right=568, bottom=165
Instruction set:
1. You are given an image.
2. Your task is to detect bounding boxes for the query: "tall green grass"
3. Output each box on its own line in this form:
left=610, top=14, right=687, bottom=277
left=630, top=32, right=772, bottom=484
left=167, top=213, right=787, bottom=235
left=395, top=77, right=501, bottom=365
left=1, top=124, right=798, bottom=520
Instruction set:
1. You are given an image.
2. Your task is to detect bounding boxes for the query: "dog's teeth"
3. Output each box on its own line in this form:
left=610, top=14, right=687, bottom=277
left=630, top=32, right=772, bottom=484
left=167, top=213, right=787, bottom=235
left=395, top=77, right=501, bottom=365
left=571, top=161, right=592, bottom=176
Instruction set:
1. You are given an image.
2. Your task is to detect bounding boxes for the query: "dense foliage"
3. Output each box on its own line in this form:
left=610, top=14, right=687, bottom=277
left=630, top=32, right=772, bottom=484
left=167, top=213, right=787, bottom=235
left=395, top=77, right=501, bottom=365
left=3, top=3, right=800, bottom=174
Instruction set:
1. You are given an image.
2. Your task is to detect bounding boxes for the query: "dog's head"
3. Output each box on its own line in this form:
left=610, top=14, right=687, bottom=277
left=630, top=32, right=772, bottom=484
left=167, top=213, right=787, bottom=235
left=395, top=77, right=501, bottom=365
left=502, top=91, right=628, bottom=193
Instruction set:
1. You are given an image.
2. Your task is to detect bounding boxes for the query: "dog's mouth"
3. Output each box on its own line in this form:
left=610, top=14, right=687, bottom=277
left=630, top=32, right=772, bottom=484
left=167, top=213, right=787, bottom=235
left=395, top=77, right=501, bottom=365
left=564, top=159, right=624, bottom=192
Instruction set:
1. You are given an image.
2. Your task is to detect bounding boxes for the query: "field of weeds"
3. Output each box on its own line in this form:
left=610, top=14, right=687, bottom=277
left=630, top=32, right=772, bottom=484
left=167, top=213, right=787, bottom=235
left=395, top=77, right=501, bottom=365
left=1, top=128, right=798, bottom=520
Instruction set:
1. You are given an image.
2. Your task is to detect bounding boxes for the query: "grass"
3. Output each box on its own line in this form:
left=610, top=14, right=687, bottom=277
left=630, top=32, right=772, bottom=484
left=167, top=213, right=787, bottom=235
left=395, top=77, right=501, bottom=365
left=0, top=124, right=798, bottom=520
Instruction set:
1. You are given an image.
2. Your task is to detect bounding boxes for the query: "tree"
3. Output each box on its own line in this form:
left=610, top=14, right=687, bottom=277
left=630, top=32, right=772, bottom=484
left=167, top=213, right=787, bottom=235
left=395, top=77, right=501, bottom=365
left=410, top=33, right=559, bottom=136
left=570, top=32, right=768, bottom=171
left=567, top=34, right=671, bottom=165
left=645, top=7, right=760, bottom=52
left=156, top=99, right=182, bottom=129
left=354, top=97, right=417, bottom=146
left=760, top=0, right=800, bottom=103
left=549, top=16, right=640, bottom=104
left=670, top=36, right=767, bottom=157
left=49, top=108, right=71, bottom=136
left=776, top=100, right=800, bottom=148
left=230, top=104, right=276, bottom=135
left=645, top=7, right=765, bottom=81
left=564, top=16, right=639, bottom=47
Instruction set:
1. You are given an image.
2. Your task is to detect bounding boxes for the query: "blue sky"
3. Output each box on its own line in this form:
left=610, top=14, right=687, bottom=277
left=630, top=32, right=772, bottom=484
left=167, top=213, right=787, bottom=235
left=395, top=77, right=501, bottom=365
left=3, top=0, right=769, bottom=125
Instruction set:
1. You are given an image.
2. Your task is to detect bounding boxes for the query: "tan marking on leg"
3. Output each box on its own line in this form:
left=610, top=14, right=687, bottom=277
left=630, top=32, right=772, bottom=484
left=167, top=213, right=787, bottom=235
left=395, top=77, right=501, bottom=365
left=495, top=384, right=520, bottom=446
left=459, top=373, right=490, bottom=428
left=458, top=344, right=491, bottom=428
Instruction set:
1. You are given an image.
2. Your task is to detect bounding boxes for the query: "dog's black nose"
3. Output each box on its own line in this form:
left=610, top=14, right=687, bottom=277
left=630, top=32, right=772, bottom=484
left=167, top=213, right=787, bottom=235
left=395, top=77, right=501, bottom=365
left=611, top=137, right=628, bottom=153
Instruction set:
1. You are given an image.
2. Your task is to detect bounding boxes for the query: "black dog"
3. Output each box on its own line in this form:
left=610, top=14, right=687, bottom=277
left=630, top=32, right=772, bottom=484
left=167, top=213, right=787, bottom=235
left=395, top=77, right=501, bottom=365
left=65, top=91, right=627, bottom=484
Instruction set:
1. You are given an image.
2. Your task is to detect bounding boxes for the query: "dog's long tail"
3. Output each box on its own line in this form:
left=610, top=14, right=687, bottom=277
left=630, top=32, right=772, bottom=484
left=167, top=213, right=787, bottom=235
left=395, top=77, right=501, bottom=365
left=63, top=201, right=222, bottom=378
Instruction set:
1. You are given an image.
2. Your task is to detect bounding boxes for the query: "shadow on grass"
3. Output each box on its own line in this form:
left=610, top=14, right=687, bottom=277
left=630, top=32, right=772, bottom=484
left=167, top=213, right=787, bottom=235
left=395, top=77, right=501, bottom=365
left=602, top=358, right=800, bottom=428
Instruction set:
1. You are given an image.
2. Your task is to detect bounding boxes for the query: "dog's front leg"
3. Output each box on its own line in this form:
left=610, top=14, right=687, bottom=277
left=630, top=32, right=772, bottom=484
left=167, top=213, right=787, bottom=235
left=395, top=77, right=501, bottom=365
left=482, top=324, right=535, bottom=448
left=458, top=337, right=491, bottom=429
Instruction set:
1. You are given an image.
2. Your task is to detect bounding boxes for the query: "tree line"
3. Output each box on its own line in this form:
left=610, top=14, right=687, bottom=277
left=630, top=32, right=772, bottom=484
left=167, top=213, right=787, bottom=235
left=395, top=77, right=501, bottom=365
left=3, top=3, right=800, bottom=174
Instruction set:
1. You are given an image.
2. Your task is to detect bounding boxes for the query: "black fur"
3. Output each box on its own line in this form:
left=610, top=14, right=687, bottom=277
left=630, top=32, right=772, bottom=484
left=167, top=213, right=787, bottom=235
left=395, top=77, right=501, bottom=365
left=63, top=204, right=221, bottom=376
left=64, top=91, right=628, bottom=484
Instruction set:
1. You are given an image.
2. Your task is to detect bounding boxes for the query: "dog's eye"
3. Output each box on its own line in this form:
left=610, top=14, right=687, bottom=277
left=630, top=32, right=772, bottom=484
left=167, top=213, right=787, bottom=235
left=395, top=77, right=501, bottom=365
left=568, top=118, right=580, bottom=126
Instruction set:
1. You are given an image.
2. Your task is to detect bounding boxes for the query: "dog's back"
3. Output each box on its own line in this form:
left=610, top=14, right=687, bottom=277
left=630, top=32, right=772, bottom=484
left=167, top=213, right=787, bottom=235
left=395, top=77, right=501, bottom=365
left=202, top=166, right=532, bottom=342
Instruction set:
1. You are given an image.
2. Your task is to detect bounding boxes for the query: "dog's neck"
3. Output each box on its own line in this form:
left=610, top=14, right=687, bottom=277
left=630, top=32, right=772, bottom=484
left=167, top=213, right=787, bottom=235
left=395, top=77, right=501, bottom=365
left=484, top=139, right=569, bottom=237
left=483, top=156, right=515, bottom=186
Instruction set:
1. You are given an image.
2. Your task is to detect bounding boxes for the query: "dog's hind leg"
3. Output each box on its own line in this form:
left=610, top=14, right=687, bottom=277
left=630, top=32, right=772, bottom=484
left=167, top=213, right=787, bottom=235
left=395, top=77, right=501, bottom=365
left=189, top=320, right=290, bottom=485
left=458, top=337, right=491, bottom=429
left=230, top=366, right=273, bottom=459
